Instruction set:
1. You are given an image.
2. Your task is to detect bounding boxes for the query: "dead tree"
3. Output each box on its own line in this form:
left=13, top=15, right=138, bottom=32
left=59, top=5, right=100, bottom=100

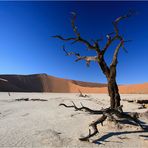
left=53, top=12, right=132, bottom=109
left=78, top=89, right=89, bottom=97
left=53, top=11, right=145, bottom=141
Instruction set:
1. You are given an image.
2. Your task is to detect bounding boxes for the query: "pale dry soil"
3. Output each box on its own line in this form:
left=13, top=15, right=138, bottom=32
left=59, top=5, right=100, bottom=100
left=0, top=92, right=148, bottom=148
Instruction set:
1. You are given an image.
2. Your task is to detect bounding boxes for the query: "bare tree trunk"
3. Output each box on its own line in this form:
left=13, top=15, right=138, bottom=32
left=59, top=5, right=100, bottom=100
left=98, top=56, right=121, bottom=109
left=108, top=79, right=121, bottom=109
left=107, top=64, right=121, bottom=109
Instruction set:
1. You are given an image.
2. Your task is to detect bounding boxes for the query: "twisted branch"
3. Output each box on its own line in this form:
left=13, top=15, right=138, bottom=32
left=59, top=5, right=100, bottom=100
left=110, top=41, right=123, bottom=67
left=79, top=115, right=107, bottom=141
left=59, top=101, right=102, bottom=114
left=101, top=10, right=134, bottom=56
left=63, top=45, right=97, bottom=67
left=113, top=10, right=134, bottom=35
left=53, top=12, right=100, bottom=51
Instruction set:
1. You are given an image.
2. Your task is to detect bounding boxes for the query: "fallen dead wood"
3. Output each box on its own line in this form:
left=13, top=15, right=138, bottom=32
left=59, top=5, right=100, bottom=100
left=30, top=98, right=48, bottom=101
left=138, top=104, right=147, bottom=109
left=15, top=98, right=48, bottom=101
left=123, top=99, right=148, bottom=104
left=136, top=100, right=148, bottom=104
left=122, top=99, right=135, bottom=103
left=15, top=98, right=29, bottom=101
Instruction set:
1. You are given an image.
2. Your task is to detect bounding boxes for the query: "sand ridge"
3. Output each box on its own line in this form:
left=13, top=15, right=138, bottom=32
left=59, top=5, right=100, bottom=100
left=0, top=74, right=148, bottom=94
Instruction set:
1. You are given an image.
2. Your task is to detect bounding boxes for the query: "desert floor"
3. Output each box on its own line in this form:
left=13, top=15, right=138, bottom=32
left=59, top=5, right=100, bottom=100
left=0, top=92, right=148, bottom=148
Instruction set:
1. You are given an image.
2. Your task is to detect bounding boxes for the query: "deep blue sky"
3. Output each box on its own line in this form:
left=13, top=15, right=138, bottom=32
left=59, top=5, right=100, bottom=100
left=0, top=1, right=148, bottom=84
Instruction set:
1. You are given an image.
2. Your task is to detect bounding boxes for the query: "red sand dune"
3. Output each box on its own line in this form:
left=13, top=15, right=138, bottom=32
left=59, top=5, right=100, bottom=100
left=0, top=74, right=148, bottom=94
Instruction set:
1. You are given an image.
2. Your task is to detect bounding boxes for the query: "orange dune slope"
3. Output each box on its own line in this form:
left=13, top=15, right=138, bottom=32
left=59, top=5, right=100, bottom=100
left=0, top=74, right=148, bottom=94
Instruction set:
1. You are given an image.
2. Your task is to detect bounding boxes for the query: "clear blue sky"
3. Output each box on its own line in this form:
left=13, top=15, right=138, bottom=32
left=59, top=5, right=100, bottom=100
left=0, top=1, right=148, bottom=84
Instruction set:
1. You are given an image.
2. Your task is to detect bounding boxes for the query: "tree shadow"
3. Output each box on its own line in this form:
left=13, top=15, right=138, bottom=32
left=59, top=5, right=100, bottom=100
left=117, top=118, right=146, bottom=126
left=93, top=127, right=148, bottom=145
left=139, top=134, right=148, bottom=138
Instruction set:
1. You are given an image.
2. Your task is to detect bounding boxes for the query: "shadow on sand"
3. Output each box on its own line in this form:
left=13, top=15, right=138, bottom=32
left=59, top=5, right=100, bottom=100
left=93, top=120, right=148, bottom=145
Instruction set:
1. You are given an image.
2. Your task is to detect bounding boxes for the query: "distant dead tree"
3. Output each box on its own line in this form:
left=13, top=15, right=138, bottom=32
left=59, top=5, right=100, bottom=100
left=8, top=92, right=10, bottom=96
left=53, top=11, right=145, bottom=141
left=78, top=89, right=89, bottom=97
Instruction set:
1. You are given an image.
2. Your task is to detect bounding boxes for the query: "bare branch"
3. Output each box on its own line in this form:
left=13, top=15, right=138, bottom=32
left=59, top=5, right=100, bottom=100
left=75, top=56, right=98, bottom=67
left=101, top=11, right=134, bottom=55
left=53, top=12, right=101, bottom=52
left=78, top=37, right=98, bottom=50
left=70, top=12, right=99, bottom=51
left=63, top=45, right=97, bottom=67
left=71, top=12, right=80, bottom=37
left=63, top=45, right=80, bottom=56
left=53, top=35, right=98, bottom=51
left=91, top=35, right=103, bottom=49
left=121, top=40, right=132, bottom=53
left=110, top=41, right=123, bottom=67
left=52, top=35, right=76, bottom=41
left=113, top=10, right=133, bottom=35
left=101, top=36, right=117, bottom=55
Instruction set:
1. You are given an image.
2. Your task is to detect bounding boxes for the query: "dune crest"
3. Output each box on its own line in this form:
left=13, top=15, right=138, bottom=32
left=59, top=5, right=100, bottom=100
left=0, top=74, right=147, bottom=94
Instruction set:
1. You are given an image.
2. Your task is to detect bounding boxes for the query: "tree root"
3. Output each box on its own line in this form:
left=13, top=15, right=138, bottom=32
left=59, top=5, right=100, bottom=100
left=59, top=102, right=145, bottom=141
left=59, top=101, right=102, bottom=114
left=79, top=114, right=107, bottom=141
